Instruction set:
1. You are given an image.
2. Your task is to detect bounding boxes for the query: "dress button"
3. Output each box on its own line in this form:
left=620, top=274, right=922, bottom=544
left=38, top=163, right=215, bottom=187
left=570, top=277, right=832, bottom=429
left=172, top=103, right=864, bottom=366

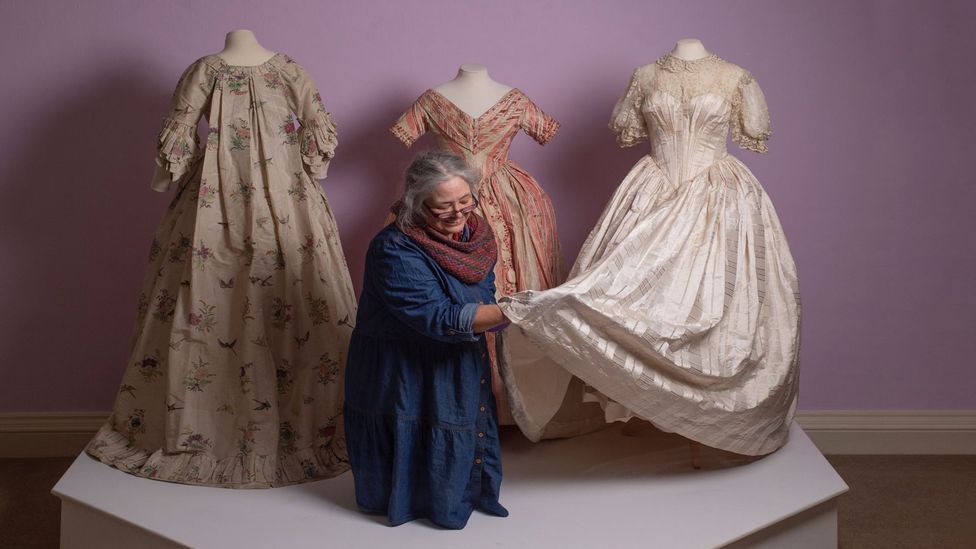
left=480, top=378, right=486, bottom=384
left=478, top=432, right=485, bottom=438
left=475, top=458, right=482, bottom=464
left=480, top=405, right=486, bottom=412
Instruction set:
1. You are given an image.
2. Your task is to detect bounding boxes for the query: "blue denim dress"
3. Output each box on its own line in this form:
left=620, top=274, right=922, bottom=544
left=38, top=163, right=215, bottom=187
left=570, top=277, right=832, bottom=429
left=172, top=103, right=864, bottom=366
left=344, top=224, right=507, bottom=529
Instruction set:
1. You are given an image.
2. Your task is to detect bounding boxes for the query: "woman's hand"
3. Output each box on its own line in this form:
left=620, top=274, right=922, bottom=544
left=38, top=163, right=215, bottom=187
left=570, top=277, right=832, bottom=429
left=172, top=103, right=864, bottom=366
left=472, top=304, right=509, bottom=333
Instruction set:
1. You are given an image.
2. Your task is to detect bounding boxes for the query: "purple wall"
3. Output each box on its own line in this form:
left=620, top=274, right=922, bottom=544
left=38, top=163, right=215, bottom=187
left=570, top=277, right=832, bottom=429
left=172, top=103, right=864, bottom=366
left=1, top=1, right=974, bottom=412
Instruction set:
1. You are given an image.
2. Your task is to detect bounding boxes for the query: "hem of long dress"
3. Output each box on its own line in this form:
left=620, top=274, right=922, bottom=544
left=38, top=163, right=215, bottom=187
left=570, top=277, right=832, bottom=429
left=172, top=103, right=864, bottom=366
left=85, top=422, right=349, bottom=489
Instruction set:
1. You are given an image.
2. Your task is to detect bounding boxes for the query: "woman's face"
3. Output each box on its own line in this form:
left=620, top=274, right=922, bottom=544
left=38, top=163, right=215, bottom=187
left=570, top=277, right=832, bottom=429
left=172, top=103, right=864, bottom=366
left=422, top=176, right=475, bottom=237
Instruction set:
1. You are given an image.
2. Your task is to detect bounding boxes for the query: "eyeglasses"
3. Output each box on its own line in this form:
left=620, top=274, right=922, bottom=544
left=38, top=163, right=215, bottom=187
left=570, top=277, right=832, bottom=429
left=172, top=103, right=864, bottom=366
left=423, top=197, right=480, bottom=220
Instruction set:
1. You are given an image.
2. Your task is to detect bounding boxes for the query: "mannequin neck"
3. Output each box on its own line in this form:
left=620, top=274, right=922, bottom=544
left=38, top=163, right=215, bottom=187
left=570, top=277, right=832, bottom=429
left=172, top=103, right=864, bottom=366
left=453, top=64, right=493, bottom=86
left=670, top=38, right=710, bottom=60
left=218, top=29, right=275, bottom=66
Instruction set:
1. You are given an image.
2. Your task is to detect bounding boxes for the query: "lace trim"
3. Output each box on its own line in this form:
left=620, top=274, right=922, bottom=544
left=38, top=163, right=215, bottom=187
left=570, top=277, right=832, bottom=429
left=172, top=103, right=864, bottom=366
left=656, top=53, right=721, bottom=73
left=389, top=123, right=416, bottom=147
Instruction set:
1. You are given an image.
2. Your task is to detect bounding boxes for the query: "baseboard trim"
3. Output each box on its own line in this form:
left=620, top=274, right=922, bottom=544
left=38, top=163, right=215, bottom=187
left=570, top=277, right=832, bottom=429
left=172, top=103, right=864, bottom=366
left=797, top=410, right=976, bottom=455
left=0, top=412, right=108, bottom=458
left=2, top=410, right=974, bottom=458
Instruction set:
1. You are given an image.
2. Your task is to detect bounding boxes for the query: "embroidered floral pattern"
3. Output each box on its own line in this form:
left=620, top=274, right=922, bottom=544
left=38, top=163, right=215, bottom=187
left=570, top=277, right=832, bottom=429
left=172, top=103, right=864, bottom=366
left=188, top=300, right=216, bottom=333
left=278, top=421, right=300, bottom=453
left=224, top=71, right=249, bottom=96
left=228, top=118, right=251, bottom=151
left=298, top=234, right=321, bottom=264
left=168, top=234, right=192, bottom=263
left=179, top=429, right=213, bottom=452
left=152, top=289, right=177, bottom=321
left=125, top=409, right=146, bottom=436
left=306, top=293, right=330, bottom=325
left=281, top=113, right=299, bottom=145
left=287, top=173, right=308, bottom=201
left=271, top=298, right=292, bottom=328
left=237, top=421, right=259, bottom=458
left=148, top=238, right=162, bottom=262
left=276, top=359, right=293, bottom=395
left=137, top=350, right=163, bottom=382
left=263, top=70, right=284, bottom=90
left=182, top=355, right=215, bottom=392
left=193, top=242, right=212, bottom=270
left=317, top=352, right=340, bottom=385
left=207, top=127, right=219, bottom=151
left=230, top=179, right=254, bottom=204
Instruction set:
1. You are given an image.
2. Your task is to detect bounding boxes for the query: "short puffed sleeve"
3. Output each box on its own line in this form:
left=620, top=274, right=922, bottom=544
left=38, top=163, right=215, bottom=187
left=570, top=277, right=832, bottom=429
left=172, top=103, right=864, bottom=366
left=732, top=71, right=771, bottom=153
left=608, top=68, right=648, bottom=148
left=519, top=96, right=560, bottom=145
left=156, top=59, right=216, bottom=181
left=282, top=58, right=339, bottom=178
left=390, top=95, right=429, bottom=147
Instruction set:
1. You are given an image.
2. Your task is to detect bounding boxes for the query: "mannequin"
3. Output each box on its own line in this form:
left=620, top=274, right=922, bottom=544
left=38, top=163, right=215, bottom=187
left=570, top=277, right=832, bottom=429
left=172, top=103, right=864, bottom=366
left=669, top=38, right=710, bottom=60
left=150, top=29, right=276, bottom=192
left=433, top=64, right=513, bottom=119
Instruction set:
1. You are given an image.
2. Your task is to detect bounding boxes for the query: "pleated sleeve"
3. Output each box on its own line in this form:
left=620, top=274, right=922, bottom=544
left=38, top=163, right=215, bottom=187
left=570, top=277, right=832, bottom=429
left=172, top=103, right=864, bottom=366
left=731, top=71, right=771, bottom=153
left=283, top=58, right=339, bottom=178
left=608, top=69, right=648, bottom=148
left=155, top=59, right=215, bottom=181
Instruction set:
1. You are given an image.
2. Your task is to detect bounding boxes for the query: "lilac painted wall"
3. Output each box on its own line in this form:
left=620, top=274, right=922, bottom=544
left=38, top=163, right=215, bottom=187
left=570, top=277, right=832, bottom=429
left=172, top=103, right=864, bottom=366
left=1, top=1, right=973, bottom=412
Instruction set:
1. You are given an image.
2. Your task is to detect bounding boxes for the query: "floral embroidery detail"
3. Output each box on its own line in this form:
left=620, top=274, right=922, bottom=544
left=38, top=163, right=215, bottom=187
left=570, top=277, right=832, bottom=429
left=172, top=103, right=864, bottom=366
left=288, top=173, right=307, bottom=201
left=228, top=118, right=251, bottom=151
left=183, top=355, right=215, bottom=391
left=298, top=234, right=321, bottom=264
left=148, top=238, right=162, bottom=262
left=230, top=179, right=254, bottom=204
left=300, top=459, right=318, bottom=479
left=263, top=70, right=284, bottom=90
left=136, top=350, right=163, bottom=382
left=276, top=359, right=293, bottom=395
left=217, top=404, right=234, bottom=414
left=317, top=424, right=336, bottom=441
left=278, top=421, right=300, bottom=453
left=239, top=362, right=254, bottom=394
left=317, top=352, right=340, bottom=385
left=281, top=113, right=299, bottom=145
left=264, top=249, right=286, bottom=270
left=179, top=429, right=213, bottom=452
left=188, top=300, right=216, bottom=333
left=197, top=181, right=216, bottom=208
left=136, top=292, right=149, bottom=322
left=152, top=289, right=177, bottom=321
left=206, top=127, right=219, bottom=151
left=301, top=130, right=319, bottom=156
left=125, top=408, right=146, bottom=436
left=168, top=234, right=192, bottom=263
left=169, top=139, right=191, bottom=160
left=224, top=71, right=249, bottom=96
left=140, top=462, right=161, bottom=478
left=241, top=296, right=256, bottom=324
left=271, top=298, right=292, bottom=328
left=193, top=241, right=212, bottom=270
left=237, top=421, right=260, bottom=458
left=241, top=236, right=255, bottom=266
left=313, top=91, right=327, bottom=114
left=306, top=293, right=330, bottom=325
left=119, top=384, right=136, bottom=398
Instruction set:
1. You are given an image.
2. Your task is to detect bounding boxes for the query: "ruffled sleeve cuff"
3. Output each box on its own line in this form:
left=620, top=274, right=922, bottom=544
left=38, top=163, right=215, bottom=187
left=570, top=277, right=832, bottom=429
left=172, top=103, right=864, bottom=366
left=609, top=121, right=648, bottom=148
left=535, top=118, right=560, bottom=146
left=732, top=125, right=770, bottom=154
left=155, top=118, right=199, bottom=181
left=389, top=122, right=417, bottom=147
left=300, top=114, right=338, bottom=178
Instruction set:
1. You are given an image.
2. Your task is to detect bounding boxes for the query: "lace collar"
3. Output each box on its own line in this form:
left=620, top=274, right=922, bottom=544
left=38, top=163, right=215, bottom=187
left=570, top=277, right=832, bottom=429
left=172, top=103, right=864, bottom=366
left=656, top=53, right=721, bottom=73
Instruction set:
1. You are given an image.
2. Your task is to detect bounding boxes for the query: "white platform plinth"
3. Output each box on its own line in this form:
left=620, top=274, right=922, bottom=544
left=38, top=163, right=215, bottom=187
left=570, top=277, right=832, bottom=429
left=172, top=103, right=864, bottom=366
left=53, top=423, right=847, bottom=548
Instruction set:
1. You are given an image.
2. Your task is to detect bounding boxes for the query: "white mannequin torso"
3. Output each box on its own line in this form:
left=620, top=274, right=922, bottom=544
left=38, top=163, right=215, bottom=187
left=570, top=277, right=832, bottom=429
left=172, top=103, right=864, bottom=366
left=433, top=64, right=513, bottom=118
left=669, top=38, right=711, bottom=60
left=215, top=29, right=276, bottom=66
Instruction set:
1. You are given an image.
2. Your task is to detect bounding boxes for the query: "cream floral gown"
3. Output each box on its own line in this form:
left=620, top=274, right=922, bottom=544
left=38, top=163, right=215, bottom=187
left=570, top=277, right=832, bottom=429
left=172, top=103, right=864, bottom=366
left=86, top=53, right=357, bottom=487
left=499, top=54, right=801, bottom=456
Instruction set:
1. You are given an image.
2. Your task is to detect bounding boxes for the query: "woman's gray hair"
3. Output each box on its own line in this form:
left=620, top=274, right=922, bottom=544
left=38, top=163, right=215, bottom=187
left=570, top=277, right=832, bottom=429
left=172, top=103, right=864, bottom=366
left=397, top=151, right=480, bottom=228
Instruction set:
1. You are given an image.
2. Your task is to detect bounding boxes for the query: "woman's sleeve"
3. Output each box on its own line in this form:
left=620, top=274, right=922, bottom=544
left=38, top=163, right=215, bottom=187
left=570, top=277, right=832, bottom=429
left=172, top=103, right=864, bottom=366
left=519, top=97, right=560, bottom=145
left=367, top=237, right=481, bottom=343
left=608, top=68, right=648, bottom=148
left=390, top=95, right=428, bottom=147
left=731, top=71, right=771, bottom=153
left=284, top=59, right=339, bottom=178
left=156, top=59, right=215, bottom=181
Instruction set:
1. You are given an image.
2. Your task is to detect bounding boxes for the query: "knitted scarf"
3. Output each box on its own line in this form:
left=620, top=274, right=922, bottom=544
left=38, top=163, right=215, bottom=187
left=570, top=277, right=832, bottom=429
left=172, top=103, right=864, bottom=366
left=393, top=203, right=497, bottom=284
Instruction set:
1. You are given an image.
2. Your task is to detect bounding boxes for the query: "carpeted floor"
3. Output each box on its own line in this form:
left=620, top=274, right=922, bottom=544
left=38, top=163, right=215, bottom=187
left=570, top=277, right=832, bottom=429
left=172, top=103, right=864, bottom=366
left=1, top=455, right=973, bottom=548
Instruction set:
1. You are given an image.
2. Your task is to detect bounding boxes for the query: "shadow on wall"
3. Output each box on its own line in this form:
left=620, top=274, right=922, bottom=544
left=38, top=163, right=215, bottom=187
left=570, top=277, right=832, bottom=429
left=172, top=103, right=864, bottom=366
left=0, top=59, right=173, bottom=410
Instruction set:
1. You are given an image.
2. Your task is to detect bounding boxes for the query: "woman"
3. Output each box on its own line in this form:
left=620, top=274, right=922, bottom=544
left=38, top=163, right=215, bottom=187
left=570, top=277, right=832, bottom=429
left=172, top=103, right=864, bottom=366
left=344, top=151, right=509, bottom=529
